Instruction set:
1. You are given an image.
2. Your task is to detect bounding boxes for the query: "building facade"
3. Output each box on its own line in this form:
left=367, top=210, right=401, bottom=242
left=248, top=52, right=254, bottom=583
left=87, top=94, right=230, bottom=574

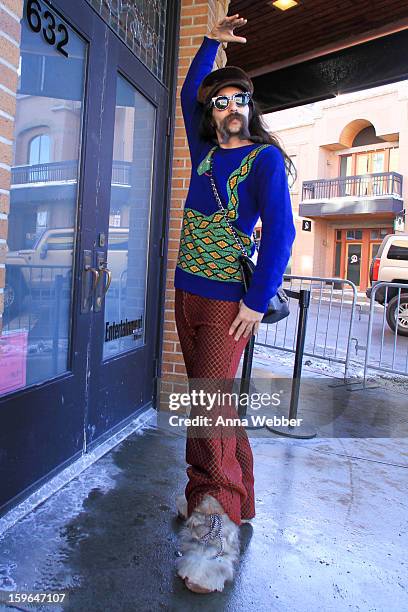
left=263, top=81, right=408, bottom=291
left=1, top=0, right=406, bottom=515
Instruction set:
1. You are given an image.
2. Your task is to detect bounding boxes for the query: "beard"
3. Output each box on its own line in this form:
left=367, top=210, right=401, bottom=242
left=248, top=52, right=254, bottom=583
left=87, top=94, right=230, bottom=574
left=217, top=112, right=251, bottom=144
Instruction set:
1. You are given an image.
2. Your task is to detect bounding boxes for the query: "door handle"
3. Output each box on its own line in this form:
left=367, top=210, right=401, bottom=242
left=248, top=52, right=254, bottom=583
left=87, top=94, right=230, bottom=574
left=85, top=264, right=99, bottom=291
left=100, top=267, right=112, bottom=296
left=81, top=250, right=98, bottom=314
left=94, top=251, right=111, bottom=312
left=94, top=266, right=111, bottom=311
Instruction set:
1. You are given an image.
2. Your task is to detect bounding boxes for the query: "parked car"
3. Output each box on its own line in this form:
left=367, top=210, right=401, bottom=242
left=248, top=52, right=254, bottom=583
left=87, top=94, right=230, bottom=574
left=366, top=233, right=408, bottom=336
left=4, top=227, right=129, bottom=316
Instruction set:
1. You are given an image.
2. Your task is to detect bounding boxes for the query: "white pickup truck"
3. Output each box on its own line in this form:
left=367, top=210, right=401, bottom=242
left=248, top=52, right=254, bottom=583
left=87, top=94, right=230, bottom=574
left=5, top=227, right=129, bottom=316
left=366, top=233, right=408, bottom=336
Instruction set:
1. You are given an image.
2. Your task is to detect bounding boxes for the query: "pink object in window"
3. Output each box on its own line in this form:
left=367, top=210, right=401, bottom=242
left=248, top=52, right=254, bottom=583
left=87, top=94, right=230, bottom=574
left=0, top=329, right=28, bottom=395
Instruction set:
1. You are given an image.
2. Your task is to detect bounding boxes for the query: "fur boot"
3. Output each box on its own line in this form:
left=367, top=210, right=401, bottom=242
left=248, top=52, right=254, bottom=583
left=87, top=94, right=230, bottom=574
left=176, top=493, right=188, bottom=520
left=176, top=494, right=240, bottom=593
left=176, top=492, right=252, bottom=525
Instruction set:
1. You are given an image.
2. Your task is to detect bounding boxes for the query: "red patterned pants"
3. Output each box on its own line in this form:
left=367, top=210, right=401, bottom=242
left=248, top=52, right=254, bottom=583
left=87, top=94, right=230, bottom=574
left=174, top=288, right=255, bottom=526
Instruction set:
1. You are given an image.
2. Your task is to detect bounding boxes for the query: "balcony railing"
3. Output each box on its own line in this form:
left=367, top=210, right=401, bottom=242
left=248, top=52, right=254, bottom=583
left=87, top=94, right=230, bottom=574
left=302, top=172, right=403, bottom=201
left=11, top=161, right=132, bottom=186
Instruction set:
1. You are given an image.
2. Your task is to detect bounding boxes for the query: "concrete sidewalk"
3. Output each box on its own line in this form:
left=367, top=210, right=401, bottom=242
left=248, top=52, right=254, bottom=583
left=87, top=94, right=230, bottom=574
left=0, top=359, right=407, bottom=611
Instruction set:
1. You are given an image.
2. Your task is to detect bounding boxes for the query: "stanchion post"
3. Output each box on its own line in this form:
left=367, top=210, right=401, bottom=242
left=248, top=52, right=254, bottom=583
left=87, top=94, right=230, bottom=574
left=267, top=288, right=316, bottom=438
left=289, top=289, right=310, bottom=421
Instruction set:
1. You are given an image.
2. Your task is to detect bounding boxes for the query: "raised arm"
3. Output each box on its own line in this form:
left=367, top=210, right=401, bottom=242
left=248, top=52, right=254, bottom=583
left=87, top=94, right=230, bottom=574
left=180, top=36, right=220, bottom=159
left=180, top=14, right=248, bottom=161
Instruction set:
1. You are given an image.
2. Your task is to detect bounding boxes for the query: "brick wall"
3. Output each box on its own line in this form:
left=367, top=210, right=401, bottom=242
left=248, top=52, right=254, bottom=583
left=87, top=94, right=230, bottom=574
left=0, top=0, right=23, bottom=331
left=159, top=0, right=231, bottom=408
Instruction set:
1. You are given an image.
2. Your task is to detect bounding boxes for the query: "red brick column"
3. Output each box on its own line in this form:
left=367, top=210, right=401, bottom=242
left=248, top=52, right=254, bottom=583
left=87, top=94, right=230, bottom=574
left=159, top=0, right=231, bottom=408
left=0, top=0, right=23, bottom=331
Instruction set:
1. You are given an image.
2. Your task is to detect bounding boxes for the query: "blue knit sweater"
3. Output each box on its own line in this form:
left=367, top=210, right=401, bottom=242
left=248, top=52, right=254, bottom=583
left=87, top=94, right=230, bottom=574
left=173, top=35, right=296, bottom=314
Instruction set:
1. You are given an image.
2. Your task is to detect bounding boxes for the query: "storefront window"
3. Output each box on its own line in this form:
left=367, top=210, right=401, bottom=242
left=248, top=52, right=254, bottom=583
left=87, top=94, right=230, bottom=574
left=1, top=1, right=86, bottom=396
left=103, top=74, right=155, bottom=360
left=85, top=0, right=167, bottom=80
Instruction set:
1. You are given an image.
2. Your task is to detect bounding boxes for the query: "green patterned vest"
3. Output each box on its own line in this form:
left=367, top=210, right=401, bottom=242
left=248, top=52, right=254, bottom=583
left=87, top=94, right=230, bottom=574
left=176, top=144, right=269, bottom=282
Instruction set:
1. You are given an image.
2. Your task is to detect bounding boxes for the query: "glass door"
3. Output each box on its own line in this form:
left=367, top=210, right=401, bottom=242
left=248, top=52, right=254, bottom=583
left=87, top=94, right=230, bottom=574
left=103, top=75, right=155, bottom=361
left=345, top=243, right=363, bottom=288
left=0, top=0, right=169, bottom=509
left=0, top=0, right=100, bottom=509
left=84, top=29, right=168, bottom=445
left=2, top=0, right=87, bottom=394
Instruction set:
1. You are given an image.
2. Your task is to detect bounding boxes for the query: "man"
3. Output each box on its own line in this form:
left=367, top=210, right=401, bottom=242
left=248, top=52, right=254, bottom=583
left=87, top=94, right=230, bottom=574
left=173, top=14, right=296, bottom=593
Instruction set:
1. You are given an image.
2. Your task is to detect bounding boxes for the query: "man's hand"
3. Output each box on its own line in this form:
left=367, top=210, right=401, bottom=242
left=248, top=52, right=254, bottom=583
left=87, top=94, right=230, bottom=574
left=229, top=299, right=263, bottom=341
left=207, top=14, right=247, bottom=44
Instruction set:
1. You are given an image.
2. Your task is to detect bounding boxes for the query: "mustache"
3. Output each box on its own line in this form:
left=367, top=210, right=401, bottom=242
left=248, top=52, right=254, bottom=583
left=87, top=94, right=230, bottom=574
left=223, top=112, right=245, bottom=125
left=218, top=112, right=251, bottom=144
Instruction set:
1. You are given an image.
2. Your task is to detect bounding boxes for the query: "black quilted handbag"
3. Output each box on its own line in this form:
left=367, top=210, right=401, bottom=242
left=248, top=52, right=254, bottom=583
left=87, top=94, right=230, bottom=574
left=238, top=253, right=289, bottom=324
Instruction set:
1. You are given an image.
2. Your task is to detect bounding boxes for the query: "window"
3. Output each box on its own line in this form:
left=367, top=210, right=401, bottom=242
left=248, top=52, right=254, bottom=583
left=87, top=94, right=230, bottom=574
left=346, top=230, right=362, bottom=240
left=371, top=151, right=385, bottom=173
left=28, top=134, right=50, bottom=165
left=334, top=242, right=342, bottom=276
left=352, top=125, right=383, bottom=147
left=389, top=148, right=399, bottom=172
left=340, top=155, right=352, bottom=177
left=84, top=0, right=167, bottom=81
left=107, top=233, right=129, bottom=251
left=36, top=211, right=48, bottom=234
left=387, top=244, right=408, bottom=261
left=339, top=156, right=352, bottom=195
left=371, top=228, right=391, bottom=240
left=46, top=233, right=74, bottom=251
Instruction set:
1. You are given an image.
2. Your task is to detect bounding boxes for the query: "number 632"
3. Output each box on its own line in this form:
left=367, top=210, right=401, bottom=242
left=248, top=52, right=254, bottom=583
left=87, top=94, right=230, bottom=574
left=26, top=0, right=69, bottom=58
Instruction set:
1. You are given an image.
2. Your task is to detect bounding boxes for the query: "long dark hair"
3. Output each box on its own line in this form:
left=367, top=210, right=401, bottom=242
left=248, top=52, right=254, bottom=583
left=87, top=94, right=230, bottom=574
left=199, top=97, right=297, bottom=188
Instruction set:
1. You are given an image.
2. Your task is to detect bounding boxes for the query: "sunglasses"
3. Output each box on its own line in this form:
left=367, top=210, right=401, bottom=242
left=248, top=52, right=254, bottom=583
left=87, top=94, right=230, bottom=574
left=210, top=91, right=252, bottom=111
